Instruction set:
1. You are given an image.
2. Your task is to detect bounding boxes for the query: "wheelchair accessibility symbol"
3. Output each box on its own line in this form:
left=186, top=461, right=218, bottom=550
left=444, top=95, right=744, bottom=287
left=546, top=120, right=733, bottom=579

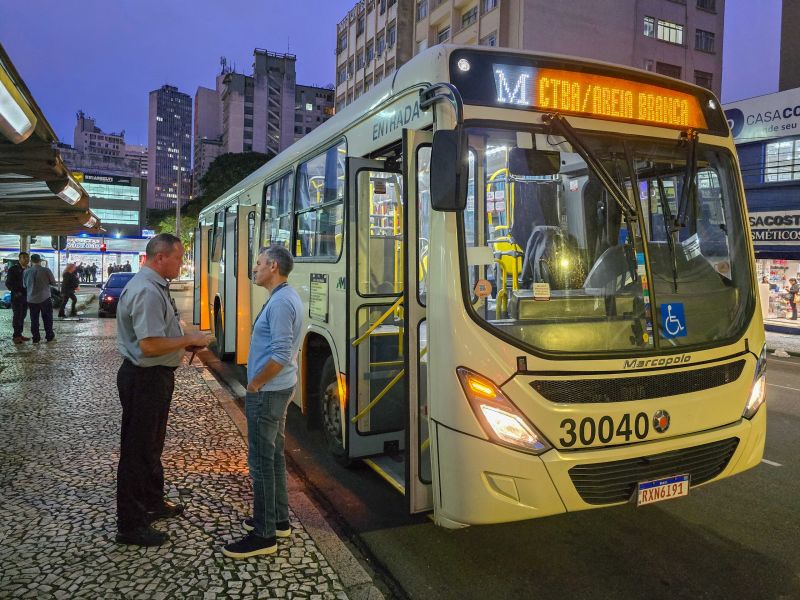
left=660, top=303, right=687, bottom=339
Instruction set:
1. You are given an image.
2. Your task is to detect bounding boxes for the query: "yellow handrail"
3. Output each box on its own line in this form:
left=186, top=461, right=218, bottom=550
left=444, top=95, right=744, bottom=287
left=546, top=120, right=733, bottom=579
left=352, top=296, right=403, bottom=347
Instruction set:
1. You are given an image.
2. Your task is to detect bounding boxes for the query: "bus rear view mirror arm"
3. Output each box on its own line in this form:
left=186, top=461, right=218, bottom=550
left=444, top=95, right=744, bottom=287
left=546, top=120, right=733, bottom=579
left=430, top=129, right=468, bottom=212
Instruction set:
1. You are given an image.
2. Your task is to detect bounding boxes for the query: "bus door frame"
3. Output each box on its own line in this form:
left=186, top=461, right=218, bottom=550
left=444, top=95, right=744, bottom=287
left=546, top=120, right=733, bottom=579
left=235, top=205, right=255, bottom=365
left=222, top=206, right=238, bottom=356
left=193, top=225, right=202, bottom=325
left=346, top=157, right=406, bottom=460
left=402, top=129, right=434, bottom=514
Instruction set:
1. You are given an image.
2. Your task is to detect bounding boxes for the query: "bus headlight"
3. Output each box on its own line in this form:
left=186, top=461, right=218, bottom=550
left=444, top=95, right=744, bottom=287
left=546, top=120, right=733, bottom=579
left=457, top=367, right=551, bottom=455
left=743, top=345, right=767, bottom=420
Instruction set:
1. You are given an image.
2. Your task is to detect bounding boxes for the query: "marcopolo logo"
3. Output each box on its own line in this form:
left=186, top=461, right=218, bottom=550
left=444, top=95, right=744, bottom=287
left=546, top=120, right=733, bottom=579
left=623, top=354, right=692, bottom=370
left=725, top=108, right=744, bottom=138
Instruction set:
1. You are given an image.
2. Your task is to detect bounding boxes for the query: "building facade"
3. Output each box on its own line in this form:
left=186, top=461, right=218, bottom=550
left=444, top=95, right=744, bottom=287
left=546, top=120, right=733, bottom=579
left=124, top=144, right=148, bottom=178
left=74, top=110, right=125, bottom=158
left=779, top=0, right=800, bottom=91
left=147, top=85, right=192, bottom=211
left=294, top=84, right=335, bottom=143
left=193, top=86, right=224, bottom=198
left=335, top=0, right=724, bottom=109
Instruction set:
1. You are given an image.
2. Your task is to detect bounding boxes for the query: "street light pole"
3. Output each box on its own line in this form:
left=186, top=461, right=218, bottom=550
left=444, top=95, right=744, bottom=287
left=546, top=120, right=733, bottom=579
left=175, top=145, right=182, bottom=239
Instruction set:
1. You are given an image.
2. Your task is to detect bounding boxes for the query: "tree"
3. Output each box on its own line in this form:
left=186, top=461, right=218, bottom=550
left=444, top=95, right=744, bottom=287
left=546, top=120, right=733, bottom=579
left=193, top=151, right=272, bottom=212
left=156, top=215, right=196, bottom=248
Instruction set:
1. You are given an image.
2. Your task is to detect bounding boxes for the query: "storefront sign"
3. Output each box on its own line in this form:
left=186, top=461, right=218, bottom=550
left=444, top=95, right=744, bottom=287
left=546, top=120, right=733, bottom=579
left=724, top=88, right=800, bottom=143
left=66, top=237, right=102, bottom=250
left=749, top=211, right=800, bottom=246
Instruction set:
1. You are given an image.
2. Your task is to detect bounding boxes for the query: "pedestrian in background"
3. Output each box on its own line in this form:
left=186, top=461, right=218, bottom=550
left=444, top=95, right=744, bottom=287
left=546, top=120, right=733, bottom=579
left=789, top=278, right=799, bottom=321
left=58, top=263, right=79, bottom=318
left=115, top=233, right=214, bottom=547
left=23, top=254, right=56, bottom=343
left=5, top=251, right=30, bottom=344
left=223, top=245, right=304, bottom=559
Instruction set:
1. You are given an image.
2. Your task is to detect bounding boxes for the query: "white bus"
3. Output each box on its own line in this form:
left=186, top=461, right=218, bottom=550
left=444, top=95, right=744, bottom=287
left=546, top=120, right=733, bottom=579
left=196, top=45, right=766, bottom=528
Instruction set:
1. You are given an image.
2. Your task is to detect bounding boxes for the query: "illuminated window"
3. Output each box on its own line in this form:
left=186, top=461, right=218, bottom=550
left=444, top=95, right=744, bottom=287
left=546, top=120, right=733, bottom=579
left=765, top=139, right=800, bottom=182
left=643, top=16, right=655, bottom=37
left=695, top=29, right=715, bottom=52
left=656, top=19, right=684, bottom=45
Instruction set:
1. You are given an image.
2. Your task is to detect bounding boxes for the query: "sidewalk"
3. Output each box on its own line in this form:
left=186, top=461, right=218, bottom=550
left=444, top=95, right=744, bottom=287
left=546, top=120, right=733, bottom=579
left=0, top=310, right=353, bottom=599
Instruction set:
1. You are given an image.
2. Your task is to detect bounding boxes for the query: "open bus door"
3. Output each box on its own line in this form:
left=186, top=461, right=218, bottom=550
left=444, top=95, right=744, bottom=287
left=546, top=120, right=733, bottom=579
left=193, top=226, right=201, bottom=325
left=402, top=129, right=434, bottom=514
left=235, top=205, right=255, bottom=365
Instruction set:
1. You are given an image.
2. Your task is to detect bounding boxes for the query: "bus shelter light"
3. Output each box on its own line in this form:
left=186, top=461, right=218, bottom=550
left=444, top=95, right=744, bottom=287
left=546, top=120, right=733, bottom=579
left=83, top=214, right=98, bottom=228
left=0, top=67, right=36, bottom=144
left=48, top=176, right=82, bottom=205
left=457, top=367, right=551, bottom=455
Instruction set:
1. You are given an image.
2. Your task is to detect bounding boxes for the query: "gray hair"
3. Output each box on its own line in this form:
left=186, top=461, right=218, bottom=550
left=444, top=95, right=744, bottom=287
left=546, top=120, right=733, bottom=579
left=146, top=233, right=182, bottom=259
left=259, top=245, right=293, bottom=276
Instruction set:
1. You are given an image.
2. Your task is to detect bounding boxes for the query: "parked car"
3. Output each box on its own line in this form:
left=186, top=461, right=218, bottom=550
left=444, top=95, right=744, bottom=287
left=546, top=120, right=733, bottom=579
left=98, top=272, right=135, bottom=317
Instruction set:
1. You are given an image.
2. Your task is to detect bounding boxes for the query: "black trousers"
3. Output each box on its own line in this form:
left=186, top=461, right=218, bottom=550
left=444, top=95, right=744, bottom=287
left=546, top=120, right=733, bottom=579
left=11, top=294, right=27, bottom=338
left=116, top=359, right=176, bottom=533
left=28, top=299, right=54, bottom=342
left=58, top=291, right=77, bottom=317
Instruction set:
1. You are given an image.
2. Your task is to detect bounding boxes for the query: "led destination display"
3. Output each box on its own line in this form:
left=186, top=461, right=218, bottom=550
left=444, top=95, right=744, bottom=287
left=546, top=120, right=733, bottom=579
left=492, top=64, right=707, bottom=129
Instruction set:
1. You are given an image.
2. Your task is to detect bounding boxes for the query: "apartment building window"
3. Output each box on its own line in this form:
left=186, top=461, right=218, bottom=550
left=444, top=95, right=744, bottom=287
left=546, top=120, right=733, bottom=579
left=387, top=22, right=396, bottom=47
left=482, top=0, right=498, bottom=13
left=694, top=70, right=713, bottom=90
left=657, top=19, right=684, bottom=45
left=377, top=32, right=386, bottom=56
left=656, top=62, right=681, bottom=79
left=462, top=6, right=478, bottom=29
left=348, top=58, right=355, bottom=79
left=644, top=16, right=655, bottom=37
left=337, top=67, right=347, bottom=85
left=338, top=33, right=347, bottom=53
left=697, top=0, right=716, bottom=11
left=366, top=41, right=374, bottom=62
left=765, top=139, right=800, bottom=182
left=480, top=31, right=497, bottom=46
left=357, top=51, right=365, bottom=69
left=417, top=0, right=428, bottom=20
left=388, top=0, right=396, bottom=7
left=437, top=26, right=450, bottom=43
left=364, top=77, right=372, bottom=92
left=416, top=38, right=429, bottom=53
left=695, top=29, right=715, bottom=52
left=357, top=15, right=365, bottom=36
left=380, top=0, right=386, bottom=14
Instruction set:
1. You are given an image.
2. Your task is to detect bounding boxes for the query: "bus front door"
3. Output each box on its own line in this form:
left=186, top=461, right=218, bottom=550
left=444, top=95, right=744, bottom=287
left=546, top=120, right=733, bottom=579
left=402, top=129, right=433, bottom=514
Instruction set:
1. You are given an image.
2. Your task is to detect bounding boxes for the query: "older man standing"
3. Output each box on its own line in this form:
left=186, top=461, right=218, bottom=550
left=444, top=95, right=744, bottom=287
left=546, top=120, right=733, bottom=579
left=115, top=233, right=214, bottom=547
left=5, top=251, right=30, bottom=344
left=23, top=254, right=56, bottom=343
left=223, top=245, right=304, bottom=559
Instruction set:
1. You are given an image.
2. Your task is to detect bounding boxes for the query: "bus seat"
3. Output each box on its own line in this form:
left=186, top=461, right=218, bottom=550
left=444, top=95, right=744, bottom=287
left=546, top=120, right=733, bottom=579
left=583, top=245, right=633, bottom=293
left=520, top=226, right=561, bottom=287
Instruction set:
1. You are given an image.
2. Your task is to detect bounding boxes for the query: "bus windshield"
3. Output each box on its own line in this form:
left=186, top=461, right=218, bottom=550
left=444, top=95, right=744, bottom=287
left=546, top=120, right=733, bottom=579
left=461, top=125, right=753, bottom=355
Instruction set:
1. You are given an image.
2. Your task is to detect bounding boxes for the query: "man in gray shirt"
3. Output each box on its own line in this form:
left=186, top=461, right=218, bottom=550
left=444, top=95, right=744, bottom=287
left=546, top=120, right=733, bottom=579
left=115, top=233, right=214, bottom=547
left=23, top=254, right=56, bottom=343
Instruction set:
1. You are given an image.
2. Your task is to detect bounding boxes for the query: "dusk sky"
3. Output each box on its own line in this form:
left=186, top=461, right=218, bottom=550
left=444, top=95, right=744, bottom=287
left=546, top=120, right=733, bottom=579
left=0, top=0, right=784, bottom=146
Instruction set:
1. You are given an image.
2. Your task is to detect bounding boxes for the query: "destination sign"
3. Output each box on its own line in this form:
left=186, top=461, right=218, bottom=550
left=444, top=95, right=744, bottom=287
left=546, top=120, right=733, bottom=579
left=492, top=65, right=707, bottom=129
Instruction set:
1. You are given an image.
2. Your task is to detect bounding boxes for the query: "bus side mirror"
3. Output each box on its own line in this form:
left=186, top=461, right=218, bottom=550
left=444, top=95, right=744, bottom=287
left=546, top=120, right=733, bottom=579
left=430, top=129, right=468, bottom=212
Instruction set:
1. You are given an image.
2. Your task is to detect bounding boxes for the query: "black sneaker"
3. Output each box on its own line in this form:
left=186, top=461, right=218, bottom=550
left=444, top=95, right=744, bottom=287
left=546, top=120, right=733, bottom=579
left=147, top=500, right=184, bottom=522
left=222, top=532, right=277, bottom=559
left=242, top=518, right=291, bottom=538
left=116, top=525, right=169, bottom=547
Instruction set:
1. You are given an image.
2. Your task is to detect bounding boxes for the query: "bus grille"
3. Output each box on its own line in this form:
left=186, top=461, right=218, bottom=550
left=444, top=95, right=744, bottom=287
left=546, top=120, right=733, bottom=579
left=531, top=360, right=745, bottom=404
left=568, top=438, right=739, bottom=505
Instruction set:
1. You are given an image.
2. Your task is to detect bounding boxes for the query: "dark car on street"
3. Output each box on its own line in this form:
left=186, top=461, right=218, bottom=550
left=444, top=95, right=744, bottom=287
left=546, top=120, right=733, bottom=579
left=98, top=272, right=135, bottom=317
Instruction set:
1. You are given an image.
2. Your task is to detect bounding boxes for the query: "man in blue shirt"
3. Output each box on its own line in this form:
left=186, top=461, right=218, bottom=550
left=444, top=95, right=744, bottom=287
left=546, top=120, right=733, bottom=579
left=223, top=245, right=304, bottom=559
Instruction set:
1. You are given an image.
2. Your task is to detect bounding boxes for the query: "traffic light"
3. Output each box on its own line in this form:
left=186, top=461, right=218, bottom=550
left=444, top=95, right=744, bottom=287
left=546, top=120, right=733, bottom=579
left=51, top=235, right=67, bottom=251
left=100, top=243, right=107, bottom=253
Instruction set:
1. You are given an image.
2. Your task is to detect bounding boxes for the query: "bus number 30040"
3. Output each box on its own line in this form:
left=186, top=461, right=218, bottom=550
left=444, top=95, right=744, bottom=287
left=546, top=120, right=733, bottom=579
left=559, top=413, right=651, bottom=447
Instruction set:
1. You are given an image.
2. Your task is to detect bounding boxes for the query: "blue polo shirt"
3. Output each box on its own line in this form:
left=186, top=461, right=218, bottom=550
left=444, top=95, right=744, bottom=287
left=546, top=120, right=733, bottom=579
left=247, top=283, right=304, bottom=391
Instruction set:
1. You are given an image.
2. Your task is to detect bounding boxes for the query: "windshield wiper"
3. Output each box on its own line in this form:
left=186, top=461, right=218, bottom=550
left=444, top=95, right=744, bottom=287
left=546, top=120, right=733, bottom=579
left=656, top=177, right=680, bottom=293
left=674, top=130, right=698, bottom=230
left=543, top=113, right=638, bottom=222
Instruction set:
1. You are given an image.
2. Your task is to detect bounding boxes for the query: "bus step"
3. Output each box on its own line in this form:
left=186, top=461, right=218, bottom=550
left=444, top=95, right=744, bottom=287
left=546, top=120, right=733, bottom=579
left=363, top=455, right=406, bottom=496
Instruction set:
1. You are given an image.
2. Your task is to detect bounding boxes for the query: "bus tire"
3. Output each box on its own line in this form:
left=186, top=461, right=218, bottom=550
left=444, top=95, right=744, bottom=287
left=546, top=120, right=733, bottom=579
left=213, top=307, right=226, bottom=359
left=319, top=356, right=350, bottom=467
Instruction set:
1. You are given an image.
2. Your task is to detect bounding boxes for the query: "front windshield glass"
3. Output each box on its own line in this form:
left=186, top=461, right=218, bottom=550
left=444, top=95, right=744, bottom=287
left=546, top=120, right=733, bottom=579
left=461, top=126, right=753, bottom=355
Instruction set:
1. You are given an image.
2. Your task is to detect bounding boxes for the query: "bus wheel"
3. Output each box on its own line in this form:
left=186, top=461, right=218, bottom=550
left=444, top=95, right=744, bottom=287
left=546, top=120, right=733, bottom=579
left=319, top=357, right=350, bottom=466
left=213, top=309, right=225, bottom=359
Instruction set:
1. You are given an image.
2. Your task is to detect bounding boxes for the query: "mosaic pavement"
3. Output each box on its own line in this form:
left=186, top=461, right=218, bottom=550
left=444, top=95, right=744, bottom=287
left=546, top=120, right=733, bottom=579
left=0, top=309, right=348, bottom=599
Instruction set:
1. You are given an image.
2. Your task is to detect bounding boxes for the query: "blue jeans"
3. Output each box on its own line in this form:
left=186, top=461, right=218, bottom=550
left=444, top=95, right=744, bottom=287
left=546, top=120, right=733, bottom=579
left=245, top=387, right=294, bottom=538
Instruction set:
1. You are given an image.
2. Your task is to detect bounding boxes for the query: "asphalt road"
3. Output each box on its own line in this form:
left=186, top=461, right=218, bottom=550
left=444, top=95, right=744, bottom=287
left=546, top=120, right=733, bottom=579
left=181, top=283, right=799, bottom=600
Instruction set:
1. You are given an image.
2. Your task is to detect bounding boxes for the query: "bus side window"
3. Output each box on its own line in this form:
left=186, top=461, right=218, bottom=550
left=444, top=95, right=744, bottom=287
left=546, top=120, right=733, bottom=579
left=211, top=212, right=224, bottom=262
left=262, top=173, right=293, bottom=249
left=294, top=141, right=346, bottom=258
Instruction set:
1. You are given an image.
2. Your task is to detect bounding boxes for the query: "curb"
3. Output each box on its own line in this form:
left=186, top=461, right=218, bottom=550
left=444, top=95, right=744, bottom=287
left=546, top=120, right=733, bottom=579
left=196, top=364, right=385, bottom=600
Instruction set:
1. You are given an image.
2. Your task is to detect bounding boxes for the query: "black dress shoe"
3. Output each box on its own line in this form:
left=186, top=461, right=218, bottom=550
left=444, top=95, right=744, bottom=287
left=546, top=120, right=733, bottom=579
left=116, top=525, right=169, bottom=547
left=147, top=500, right=184, bottom=522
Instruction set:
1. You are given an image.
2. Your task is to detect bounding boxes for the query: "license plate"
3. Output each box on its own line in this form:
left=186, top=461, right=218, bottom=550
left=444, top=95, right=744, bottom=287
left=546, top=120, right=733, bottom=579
left=636, top=474, right=690, bottom=506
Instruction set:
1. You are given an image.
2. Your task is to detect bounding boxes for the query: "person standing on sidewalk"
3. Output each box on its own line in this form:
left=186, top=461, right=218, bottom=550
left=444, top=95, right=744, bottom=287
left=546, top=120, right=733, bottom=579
left=115, top=233, right=214, bottom=547
left=5, top=251, right=30, bottom=344
left=222, top=245, right=304, bottom=559
left=23, top=254, right=56, bottom=343
left=789, top=278, right=799, bottom=320
left=58, top=263, right=80, bottom=318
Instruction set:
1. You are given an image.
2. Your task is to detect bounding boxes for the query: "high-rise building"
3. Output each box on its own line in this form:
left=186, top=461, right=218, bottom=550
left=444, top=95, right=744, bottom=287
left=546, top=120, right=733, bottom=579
left=147, top=85, right=192, bottom=211
left=73, top=110, right=125, bottom=158
left=124, top=144, right=148, bottom=178
left=193, top=86, right=223, bottom=198
left=779, top=0, right=800, bottom=91
left=293, top=84, right=335, bottom=144
left=336, top=0, right=725, bottom=108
